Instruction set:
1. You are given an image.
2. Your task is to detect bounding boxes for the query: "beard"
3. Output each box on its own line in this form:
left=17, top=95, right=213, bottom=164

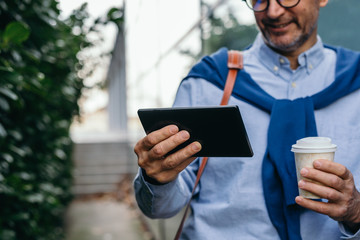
left=260, top=18, right=318, bottom=53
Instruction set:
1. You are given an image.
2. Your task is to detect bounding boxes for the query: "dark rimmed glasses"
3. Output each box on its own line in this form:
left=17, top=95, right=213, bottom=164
left=242, top=0, right=301, bottom=12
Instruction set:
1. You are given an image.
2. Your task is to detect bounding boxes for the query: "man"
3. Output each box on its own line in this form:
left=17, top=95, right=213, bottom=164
left=134, top=0, right=360, bottom=239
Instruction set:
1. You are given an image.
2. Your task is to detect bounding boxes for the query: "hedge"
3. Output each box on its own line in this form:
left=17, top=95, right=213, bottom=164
left=0, top=1, right=93, bottom=239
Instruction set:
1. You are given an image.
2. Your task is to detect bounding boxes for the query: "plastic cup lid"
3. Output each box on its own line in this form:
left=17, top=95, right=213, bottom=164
left=291, top=137, right=337, bottom=153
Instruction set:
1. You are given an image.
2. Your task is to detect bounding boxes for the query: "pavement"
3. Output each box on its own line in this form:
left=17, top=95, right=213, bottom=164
left=64, top=195, right=152, bottom=240
left=63, top=170, right=186, bottom=240
left=64, top=194, right=184, bottom=240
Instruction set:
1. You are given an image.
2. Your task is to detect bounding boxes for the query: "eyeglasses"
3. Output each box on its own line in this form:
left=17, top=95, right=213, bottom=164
left=242, top=0, right=301, bottom=12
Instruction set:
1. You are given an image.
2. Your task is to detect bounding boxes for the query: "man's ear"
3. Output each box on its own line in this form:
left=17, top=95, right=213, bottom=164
left=319, top=0, right=329, bottom=8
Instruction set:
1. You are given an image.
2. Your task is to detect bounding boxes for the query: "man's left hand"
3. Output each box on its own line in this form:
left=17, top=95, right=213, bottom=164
left=295, top=159, right=360, bottom=232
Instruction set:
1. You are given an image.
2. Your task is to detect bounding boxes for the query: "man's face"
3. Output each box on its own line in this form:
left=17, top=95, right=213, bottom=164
left=254, top=0, right=327, bottom=53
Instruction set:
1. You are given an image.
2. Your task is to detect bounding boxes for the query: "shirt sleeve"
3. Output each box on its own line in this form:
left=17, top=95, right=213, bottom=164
left=338, top=222, right=360, bottom=239
left=133, top=79, right=201, bottom=218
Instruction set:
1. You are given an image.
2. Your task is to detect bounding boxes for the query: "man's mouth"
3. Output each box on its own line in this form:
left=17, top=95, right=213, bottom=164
left=268, top=22, right=291, bottom=29
left=263, top=21, right=294, bottom=35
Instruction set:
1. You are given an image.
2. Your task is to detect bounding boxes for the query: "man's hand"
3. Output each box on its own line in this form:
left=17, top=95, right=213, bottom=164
left=295, top=159, right=360, bottom=232
left=134, top=124, right=202, bottom=184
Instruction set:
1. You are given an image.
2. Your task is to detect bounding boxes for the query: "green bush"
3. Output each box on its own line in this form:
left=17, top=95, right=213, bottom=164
left=0, top=1, right=93, bottom=239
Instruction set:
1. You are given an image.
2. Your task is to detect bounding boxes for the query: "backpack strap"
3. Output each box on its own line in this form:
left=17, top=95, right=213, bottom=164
left=174, top=50, right=243, bottom=240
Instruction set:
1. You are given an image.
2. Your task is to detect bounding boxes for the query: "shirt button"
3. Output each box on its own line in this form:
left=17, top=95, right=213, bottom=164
left=291, top=82, right=297, bottom=88
left=273, top=66, right=279, bottom=72
left=309, top=64, right=313, bottom=70
left=279, top=58, right=285, bottom=64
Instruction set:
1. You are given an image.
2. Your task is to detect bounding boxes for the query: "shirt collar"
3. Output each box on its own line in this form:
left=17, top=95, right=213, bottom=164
left=251, top=33, right=325, bottom=75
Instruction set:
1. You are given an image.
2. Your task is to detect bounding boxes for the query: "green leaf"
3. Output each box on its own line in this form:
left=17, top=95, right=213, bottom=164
left=26, top=193, right=45, bottom=203
left=9, top=145, right=26, bottom=157
left=106, top=7, right=124, bottom=26
left=3, top=21, right=30, bottom=45
left=0, top=96, right=10, bottom=111
left=2, top=153, right=13, bottom=163
left=0, top=88, right=18, bottom=101
left=0, top=123, right=6, bottom=137
left=0, top=66, right=13, bottom=72
left=0, top=230, right=16, bottom=240
left=9, top=130, right=22, bottom=141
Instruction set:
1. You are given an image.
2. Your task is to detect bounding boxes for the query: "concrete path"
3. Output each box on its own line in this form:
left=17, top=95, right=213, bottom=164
left=65, top=197, right=151, bottom=240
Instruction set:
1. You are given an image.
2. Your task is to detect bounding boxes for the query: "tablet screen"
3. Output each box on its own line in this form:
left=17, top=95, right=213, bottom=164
left=137, top=105, right=253, bottom=157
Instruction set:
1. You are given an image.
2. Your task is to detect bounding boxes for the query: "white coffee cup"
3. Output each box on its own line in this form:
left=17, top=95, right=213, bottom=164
left=291, top=137, right=337, bottom=199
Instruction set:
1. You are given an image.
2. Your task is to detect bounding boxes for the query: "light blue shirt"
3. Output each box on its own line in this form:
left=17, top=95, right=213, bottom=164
left=134, top=34, right=360, bottom=239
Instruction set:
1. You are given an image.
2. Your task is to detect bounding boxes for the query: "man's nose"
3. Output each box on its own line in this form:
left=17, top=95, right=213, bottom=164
left=266, top=0, right=286, bottom=19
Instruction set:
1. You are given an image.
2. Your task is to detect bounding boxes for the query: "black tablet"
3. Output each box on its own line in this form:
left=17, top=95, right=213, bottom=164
left=137, top=105, right=253, bottom=157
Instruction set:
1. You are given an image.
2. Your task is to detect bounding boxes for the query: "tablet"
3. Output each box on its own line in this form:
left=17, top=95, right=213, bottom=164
left=137, top=105, right=253, bottom=157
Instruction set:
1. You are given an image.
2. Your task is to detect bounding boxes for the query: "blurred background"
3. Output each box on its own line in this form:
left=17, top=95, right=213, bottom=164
left=0, top=0, right=359, bottom=239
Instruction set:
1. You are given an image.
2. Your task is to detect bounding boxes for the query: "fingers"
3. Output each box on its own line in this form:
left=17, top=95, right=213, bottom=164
left=162, top=142, right=202, bottom=170
left=295, top=192, right=360, bottom=223
left=142, top=142, right=202, bottom=184
left=148, top=130, right=190, bottom=160
left=298, top=179, right=342, bottom=201
left=299, top=167, right=346, bottom=192
left=313, top=159, right=350, bottom=180
left=141, top=125, right=179, bottom=150
left=134, top=124, right=202, bottom=184
left=134, top=125, right=179, bottom=161
left=299, top=159, right=355, bottom=194
left=295, top=196, right=343, bottom=218
left=296, top=160, right=360, bottom=223
left=295, top=178, right=346, bottom=220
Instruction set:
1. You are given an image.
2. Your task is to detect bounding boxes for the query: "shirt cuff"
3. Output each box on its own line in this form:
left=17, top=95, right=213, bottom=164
left=139, top=167, right=178, bottom=195
left=141, top=168, right=166, bottom=185
left=338, top=222, right=360, bottom=239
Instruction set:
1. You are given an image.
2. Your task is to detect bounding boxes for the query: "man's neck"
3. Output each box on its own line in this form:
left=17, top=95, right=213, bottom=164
left=281, top=51, right=301, bottom=70
left=267, top=34, right=319, bottom=70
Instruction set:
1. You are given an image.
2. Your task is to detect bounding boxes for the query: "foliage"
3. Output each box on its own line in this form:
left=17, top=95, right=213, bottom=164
left=202, top=9, right=258, bottom=55
left=0, top=0, right=97, bottom=239
left=180, top=6, right=258, bottom=61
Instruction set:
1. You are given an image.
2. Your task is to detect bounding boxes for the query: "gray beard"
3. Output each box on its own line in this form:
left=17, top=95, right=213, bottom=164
left=264, top=23, right=317, bottom=53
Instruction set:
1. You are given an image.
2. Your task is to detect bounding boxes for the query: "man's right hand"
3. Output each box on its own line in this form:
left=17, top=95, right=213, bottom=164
left=134, top=124, right=202, bottom=184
